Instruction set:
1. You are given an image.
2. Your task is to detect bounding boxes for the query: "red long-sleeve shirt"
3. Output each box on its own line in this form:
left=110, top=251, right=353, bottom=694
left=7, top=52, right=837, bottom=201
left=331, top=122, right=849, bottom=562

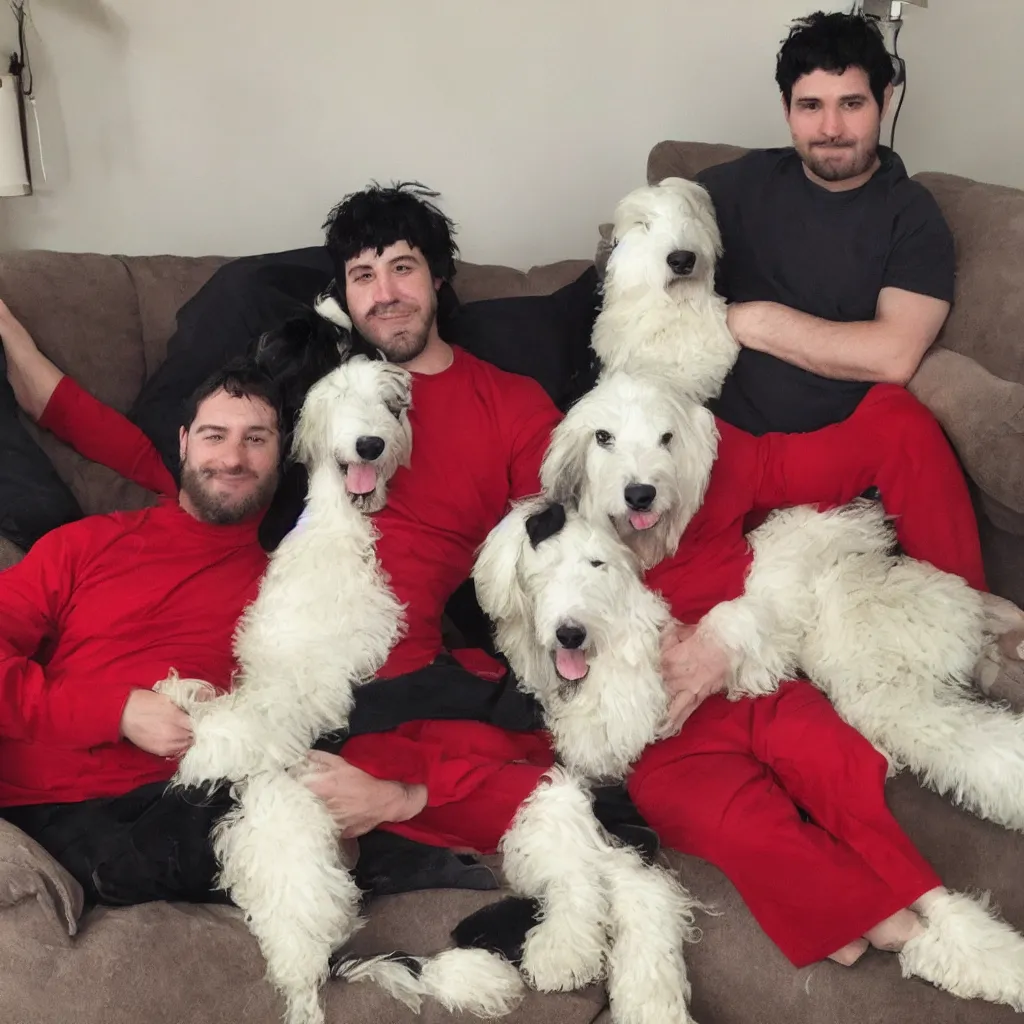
left=0, top=347, right=559, bottom=807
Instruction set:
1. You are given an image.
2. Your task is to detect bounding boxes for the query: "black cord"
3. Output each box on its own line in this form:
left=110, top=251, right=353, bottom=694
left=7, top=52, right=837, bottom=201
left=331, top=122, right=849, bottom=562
left=6, top=0, right=31, bottom=95
left=889, top=19, right=906, bottom=150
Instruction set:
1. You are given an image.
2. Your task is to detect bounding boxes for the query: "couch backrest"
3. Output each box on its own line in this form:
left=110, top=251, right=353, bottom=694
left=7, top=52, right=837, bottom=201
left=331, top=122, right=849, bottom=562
left=0, top=248, right=590, bottom=521
left=646, top=140, right=1024, bottom=387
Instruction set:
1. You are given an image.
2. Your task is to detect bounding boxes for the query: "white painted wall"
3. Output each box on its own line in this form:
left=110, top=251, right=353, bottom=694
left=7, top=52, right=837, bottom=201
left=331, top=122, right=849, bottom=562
left=0, top=0, right=1017, bottom=267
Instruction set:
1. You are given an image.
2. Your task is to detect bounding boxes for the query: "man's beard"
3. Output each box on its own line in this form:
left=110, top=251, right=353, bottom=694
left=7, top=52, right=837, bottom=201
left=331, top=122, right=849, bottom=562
left=799, top=131, right=879, bottom=183
left=179, top=463, right=278, bottom=525
left=354, top=293, right=437, bottom=363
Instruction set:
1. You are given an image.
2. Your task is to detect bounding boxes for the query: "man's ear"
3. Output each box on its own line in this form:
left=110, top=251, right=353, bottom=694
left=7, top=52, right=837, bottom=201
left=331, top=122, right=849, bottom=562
left=179, top=425, right=188, bottom=465
left=880, top=81, right=895, bottom=120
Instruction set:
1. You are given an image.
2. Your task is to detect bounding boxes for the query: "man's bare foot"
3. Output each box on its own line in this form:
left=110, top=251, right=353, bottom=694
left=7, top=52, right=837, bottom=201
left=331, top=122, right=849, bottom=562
left=828, top=937, right=869, bottom=966
left=864, top=908, right=926, bottom=952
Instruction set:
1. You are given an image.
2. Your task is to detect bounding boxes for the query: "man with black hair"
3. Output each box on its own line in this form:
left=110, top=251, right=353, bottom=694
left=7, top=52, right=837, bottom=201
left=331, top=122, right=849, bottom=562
left=697, top=10, right=986, bottom=591
left=0, top=347, right=282, bottom=898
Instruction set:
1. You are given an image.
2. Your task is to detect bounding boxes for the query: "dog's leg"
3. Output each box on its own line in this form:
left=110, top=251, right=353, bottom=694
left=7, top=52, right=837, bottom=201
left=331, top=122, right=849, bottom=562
left=498, top=768, right=611, bottom=991
left=898, top=889, right=1024, bottom=1010
left=602, top=844, right=701, bottom=1024
left=213, top=773, right=363, bottom=1024
left=152, top=670, right=218, bottom=710
left=973, top=592, right=1024, bottom=707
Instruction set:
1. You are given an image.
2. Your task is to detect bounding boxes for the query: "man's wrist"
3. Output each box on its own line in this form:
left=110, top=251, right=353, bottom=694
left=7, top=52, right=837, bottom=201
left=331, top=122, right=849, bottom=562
left=384, top=781, right=427, bottom=823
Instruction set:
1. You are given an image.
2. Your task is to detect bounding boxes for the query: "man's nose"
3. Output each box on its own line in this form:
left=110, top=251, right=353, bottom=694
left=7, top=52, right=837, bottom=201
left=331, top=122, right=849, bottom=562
left=820, top=105, right=842, bottom=138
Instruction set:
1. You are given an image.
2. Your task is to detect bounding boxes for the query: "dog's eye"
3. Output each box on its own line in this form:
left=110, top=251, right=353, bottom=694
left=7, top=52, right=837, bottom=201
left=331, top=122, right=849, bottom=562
left=385, top=402, right=404, bottom=421
left=589, top=560, right=605, bottom=568
left=660, top=432, right=673, bottom=446
left=595, top=429, right=613, bottom=447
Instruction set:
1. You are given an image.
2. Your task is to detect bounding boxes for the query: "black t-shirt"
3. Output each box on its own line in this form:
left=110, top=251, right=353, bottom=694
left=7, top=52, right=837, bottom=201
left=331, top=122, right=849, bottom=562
left=696, top=146, right=955, bottom=434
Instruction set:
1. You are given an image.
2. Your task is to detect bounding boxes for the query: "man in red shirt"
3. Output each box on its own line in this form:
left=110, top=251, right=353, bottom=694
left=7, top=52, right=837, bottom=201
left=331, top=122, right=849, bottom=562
left=0, top=183, right=561, bottom=903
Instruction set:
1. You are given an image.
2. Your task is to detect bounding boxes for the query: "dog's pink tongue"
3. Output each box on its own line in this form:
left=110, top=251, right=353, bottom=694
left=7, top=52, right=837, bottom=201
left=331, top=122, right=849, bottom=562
left=346, top=463, right=378, bottom=495
left=629, top=510, right=662, bottom=531
left=556, top=648, right=589, bottom=680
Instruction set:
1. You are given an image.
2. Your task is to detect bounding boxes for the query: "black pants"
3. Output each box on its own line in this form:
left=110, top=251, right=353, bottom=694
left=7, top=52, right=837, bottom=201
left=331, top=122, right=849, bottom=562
left=1, top=657, right=558, bottom=907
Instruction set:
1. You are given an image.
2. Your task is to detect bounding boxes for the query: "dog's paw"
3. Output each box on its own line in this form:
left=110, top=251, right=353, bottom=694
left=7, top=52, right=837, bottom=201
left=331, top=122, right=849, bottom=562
left=153, top=671, right=220, bottom=711
left=520, top=919, right=605, bottom=991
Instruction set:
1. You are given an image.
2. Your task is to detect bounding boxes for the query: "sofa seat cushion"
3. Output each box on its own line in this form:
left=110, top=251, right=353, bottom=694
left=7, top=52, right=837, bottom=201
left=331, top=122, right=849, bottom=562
left=0, top=883, right=605, bottom=1024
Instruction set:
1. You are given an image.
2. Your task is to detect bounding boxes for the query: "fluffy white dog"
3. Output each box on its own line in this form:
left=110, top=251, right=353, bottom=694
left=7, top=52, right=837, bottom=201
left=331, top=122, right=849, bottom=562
left=154, top=356, right=426, bottom=1024
left=470, top=496, right=702, bottom=1024
left=549, top=171, right=1024, bottom=1009
left=592, top=176, right=737, bottom=403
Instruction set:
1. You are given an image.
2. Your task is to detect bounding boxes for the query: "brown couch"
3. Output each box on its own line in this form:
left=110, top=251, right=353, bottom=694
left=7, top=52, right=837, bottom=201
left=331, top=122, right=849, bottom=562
left=1, top=141, right=1023, bottom=1024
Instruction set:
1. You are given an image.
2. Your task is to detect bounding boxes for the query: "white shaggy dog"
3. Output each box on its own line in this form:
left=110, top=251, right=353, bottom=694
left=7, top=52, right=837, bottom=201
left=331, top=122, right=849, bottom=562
left=154, top=356, right=425, bottom=1024
left=541, top=368, right=717, bottom=570
left=547, top=353, right=1024, bottom=1010
left=471, top=496, right=702, bottom=1024
left=592, top=176, right=737, bottom=403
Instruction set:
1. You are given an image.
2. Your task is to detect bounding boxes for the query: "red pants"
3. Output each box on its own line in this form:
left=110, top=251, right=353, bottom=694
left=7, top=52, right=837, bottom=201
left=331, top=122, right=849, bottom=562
left=766, top=384, right=987, bottom=591
left=343, top=721, right=554, bottom=853
left=627, top=681, right=941, bottom=966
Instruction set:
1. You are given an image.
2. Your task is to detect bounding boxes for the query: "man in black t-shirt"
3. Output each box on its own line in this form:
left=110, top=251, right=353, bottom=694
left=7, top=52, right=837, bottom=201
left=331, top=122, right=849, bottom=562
left=698, top=15, right=954, bottom=436
left=691, top=11, right=985, bottom=596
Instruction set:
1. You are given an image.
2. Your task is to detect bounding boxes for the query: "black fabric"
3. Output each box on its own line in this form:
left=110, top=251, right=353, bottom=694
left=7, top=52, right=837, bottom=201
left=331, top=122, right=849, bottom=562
left=314, top=654, right=545, bottom=754
left=697, top=146, right=956, bottom=436
left=127, top=246, right=336, bottom=480
left=443, top=266, right=601, bottom=412
left=0, top=348, right=82, bottom=551
left=451, top=896, right=539, bottom=965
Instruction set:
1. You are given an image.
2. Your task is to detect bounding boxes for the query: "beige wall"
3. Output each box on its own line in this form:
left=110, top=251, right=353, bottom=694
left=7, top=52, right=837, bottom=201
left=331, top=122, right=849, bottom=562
left=0, top=0, right=1017, bottom=267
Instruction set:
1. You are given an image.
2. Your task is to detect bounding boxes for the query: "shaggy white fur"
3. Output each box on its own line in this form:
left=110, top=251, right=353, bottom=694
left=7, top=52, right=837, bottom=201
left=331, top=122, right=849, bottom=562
left=157, top=356, right=415, bottom=1024
left=474, top=502, right=702, bottom=1023
left=473, top=496, right=671, bottom=778
left=899, top=889, right=1024, bottom=1010
left=705, top=500, right=1024, bottom=835
left=541, top=369, right=718, bottom=569
left=593, top=177, right=737, bottom=403
left=580, top=174, right=1024, bottom=1011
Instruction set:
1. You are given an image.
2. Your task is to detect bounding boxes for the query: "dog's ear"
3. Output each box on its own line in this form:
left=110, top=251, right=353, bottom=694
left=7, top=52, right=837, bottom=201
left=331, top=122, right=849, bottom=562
left=314, top=279, right=353, bottom=332
left=472, top=503, right=535, bottom=629
left=541, top=417, right=589, bottom=508
left=525, top=501, right=566, bottom=549
left=290, top=374, right=334, bottom=469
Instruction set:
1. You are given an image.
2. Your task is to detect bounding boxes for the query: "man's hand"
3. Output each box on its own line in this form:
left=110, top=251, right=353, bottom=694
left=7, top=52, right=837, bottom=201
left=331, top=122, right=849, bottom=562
left=659, top=621, right=733, bottom=736
left=119, top=688, right=195, bottom=758
left=0, top=298, right=65, bottom=419
left=297, top=751, right=428, bottom=839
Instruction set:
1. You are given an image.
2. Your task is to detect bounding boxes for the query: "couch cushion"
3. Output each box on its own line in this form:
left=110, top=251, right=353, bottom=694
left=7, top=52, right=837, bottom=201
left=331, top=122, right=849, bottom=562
left=914, top=172, right=1024, bottom=387
left=646, top=141, right=749, bottom=187
left=0, top=884, right=605, bottom=1024
left=0, top=536, right=22, bottom=570
left=120, top=255, right=231, bottom=380
left=452, top=260, right=594, bottom=304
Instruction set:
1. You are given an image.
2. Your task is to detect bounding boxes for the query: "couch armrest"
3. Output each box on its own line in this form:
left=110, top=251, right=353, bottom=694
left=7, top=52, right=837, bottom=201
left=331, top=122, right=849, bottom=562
left=0, top=819, right=83, bottom=942
left=908, top=347, right=1024, bottom=515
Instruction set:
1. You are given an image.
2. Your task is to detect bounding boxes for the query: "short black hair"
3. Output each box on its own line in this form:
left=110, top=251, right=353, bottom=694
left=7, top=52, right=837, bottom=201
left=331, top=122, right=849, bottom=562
left=322, top=181, right=459, bottom=285
left=180, top=357, right=283, bottom=432
left=776, top=11, right=894, bottom=110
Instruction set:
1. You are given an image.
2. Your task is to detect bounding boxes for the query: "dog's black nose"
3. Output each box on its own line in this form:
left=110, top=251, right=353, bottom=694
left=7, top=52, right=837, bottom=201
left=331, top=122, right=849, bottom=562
left=624, top=484, right=657, bottom=511
left=355, top=435, right=386, bottom=461
left=666, top=250, right=697, bottom=276
left=555, top=623, right=587, bottom=650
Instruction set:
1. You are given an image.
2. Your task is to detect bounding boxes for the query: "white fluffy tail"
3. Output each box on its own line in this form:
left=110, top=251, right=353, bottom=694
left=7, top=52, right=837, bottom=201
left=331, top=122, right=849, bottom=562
left=899, top=889, right=1024, bottom=1009
left=213, top=773, right=363, bottom=1024
left=603, top=845, right=701, bottom=1024
left=332, top=948, right=525, bottom=1018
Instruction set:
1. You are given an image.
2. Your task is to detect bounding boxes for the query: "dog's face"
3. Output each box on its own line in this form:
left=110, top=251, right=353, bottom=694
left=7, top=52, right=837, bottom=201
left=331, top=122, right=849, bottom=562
left=474, top=500, right=645, bottom=694
left=541, top=372, right=717, bottom=568
left=604, top=177, right=721, bottom=301
left=291, top=355, right=413, bottom=513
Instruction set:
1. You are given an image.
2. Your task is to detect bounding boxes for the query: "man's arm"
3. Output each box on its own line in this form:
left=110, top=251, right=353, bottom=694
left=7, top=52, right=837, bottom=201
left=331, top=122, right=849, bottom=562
left=0, top=300, right=177, bottom=496
left=727, top=286, right=951, bottom=386
left=0, top=526, right=190, bottom=751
